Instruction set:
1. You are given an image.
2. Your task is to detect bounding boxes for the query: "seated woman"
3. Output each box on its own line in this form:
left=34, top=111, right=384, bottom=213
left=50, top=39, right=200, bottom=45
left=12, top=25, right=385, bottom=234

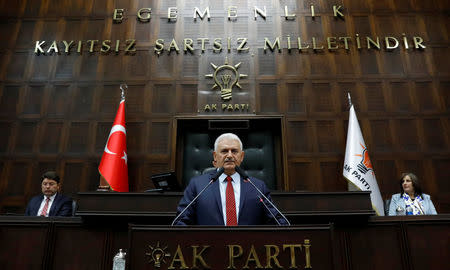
left=388, top=172, right=437, bottom=215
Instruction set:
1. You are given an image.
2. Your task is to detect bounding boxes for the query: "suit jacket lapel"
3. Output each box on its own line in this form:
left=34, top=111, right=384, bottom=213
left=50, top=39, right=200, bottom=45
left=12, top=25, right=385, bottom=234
left=48, top=193, right=59, bottom=216
left=212, top=178, right=224, bottom=224
left=239, top=176, right=250, bottom=221
left=33, top=196, right=44, bottom=216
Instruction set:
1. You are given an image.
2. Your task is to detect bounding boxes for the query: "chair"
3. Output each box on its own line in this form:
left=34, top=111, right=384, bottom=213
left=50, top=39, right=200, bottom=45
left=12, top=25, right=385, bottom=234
left=384, top=199, right=391, bottom=216
left=182, top=131, right=276, bottom=189
left=72, top=200, right=77, bottom=216
left=202, top=167, right=217, bottom=175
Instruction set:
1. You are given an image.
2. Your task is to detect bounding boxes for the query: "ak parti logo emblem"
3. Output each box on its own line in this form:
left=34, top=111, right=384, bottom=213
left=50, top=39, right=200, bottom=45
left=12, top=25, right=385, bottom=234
left=146, top=242, right=171, bottom=268
left=205, top=57, right=247, bottom=101
left=355, top=142, right=374, bottom=175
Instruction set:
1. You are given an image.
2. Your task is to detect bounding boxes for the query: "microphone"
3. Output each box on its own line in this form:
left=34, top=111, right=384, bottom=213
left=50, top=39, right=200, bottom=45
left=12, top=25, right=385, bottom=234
left=210, top=167, right=225, bottom=182
left=391, top=199, right=405, bottom=215
left=171, top=167, right=224, bottom=226
left=235, top=166, right=291, bottom=226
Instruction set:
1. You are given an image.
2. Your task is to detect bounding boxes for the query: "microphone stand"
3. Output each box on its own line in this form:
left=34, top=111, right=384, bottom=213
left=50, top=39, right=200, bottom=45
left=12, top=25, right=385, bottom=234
left=245, top=178, right=291, bottom=226
left=258, top=196, right=281, bottom=226
left=171, top=179, right=214, bottom=226
left=171, top=167, right=224, bottom=226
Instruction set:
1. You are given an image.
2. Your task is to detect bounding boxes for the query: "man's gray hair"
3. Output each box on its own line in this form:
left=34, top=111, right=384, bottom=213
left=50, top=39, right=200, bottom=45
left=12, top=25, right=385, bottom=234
left=214, top=133, right=243, bottom=151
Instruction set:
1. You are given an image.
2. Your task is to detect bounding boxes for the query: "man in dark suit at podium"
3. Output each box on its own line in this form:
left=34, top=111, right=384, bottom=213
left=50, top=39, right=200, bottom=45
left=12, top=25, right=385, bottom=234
left=174, top=133, right=287, bottom=226
left=25, top=171, right=73, bottom=217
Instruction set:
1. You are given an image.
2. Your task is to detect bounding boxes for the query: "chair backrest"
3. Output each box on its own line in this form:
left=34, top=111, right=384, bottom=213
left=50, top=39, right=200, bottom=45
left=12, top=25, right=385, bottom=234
left=182, top=131, right=276, bottom=189
left=202, top=167, right=217, bottom=175
left=72, top=200, right=77, bottom=216
left=384, top=199, right=391, bottom=215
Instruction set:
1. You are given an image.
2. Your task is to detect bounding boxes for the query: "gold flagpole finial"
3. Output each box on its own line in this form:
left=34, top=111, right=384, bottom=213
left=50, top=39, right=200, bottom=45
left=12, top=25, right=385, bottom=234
left=120, top=84, right=127, bottom=101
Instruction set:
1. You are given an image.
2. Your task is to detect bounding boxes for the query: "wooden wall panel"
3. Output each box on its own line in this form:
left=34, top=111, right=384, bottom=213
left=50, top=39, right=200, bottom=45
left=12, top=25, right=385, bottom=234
left=370, top=120, right=393, bottom=152
left=311, top=83, right=334, bottom=113
left=39, top=121, right=63, bottom=153
left=289, top=161, right=314, bottom=191
left=177, top=84, right=198, bottom=114
left=71, top=85, right=94, bottom=118
left=22, top=85, right=44, bottom=115
left=0, top=122, right=12, bottom=153
left=63, top=162, right=85, bottom=196
left=66, top=122, right=90, bottom=154
left=287, top=121, right=313, bottom=153
left=148, top=121, right=170, bottom=154
left=286, top=83, right=306, bottom=113
left=79, top=54, right=99, bottom=80
left=15, top=121, right=38, bottom=153
left=6, top=162, right=31, bottom=196
left=152, top=84, right=175, bottom=114
left=0, top=85, right=20, bottom=114
left=415, top=81, right=438, bottom=112
left=5, top=52, right=28, bottom=80
left=0, top=0, right=448, bottom=213
left=259, top=83, right=278, bottom=113
left=126, top=122, right=145, bottom=154
left=390, top=82, right=412, bottom=113
left=316, top=120, right=339, bottom=152
left=320, top=161, right=347, bottom=191
left=394, top=119, right=420, bottom=152
left=372, top=160, right=398, bottom=197
left=47, top=85, right=72, bottom=117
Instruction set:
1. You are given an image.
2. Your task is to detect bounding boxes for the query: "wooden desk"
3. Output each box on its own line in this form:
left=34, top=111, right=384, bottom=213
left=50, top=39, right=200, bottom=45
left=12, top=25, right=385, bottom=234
left=76, top=191, right=375, bottom=224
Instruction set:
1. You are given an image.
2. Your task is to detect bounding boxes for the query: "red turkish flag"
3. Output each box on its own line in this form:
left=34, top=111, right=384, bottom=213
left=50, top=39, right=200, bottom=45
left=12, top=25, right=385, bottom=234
left=98, top=98, right=128, bottom=192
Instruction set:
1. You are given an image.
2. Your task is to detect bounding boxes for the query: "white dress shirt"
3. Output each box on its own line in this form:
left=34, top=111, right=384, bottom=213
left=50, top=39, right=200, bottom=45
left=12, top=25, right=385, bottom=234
left=218, top=172, right=241, bottom=225
left=37, top=193, right=57, bottom=217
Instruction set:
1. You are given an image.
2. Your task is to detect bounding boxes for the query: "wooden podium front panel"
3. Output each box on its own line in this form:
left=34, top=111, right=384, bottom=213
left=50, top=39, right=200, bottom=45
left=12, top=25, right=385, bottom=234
left=76, top=191, right=374, bottom=225
left=129, top=225, right=333, bottom=270
left=405, top=222, right=450, bottom=270
left=51, top=225, right=108, bottom=270
left=346, top=224, right=405, bottom=270
left=0, top=224, right=48, bottom=270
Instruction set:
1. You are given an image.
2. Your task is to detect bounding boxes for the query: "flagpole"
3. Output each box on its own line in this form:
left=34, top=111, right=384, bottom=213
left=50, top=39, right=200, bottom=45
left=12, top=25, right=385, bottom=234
left=346, top=92, right=359, bottom=191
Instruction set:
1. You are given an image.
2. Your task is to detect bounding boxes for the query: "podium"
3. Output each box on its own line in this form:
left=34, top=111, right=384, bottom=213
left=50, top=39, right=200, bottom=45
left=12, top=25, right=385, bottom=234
left=128, top=225, right=332, bottom=269
left=75, top=191, right=375, bottom=224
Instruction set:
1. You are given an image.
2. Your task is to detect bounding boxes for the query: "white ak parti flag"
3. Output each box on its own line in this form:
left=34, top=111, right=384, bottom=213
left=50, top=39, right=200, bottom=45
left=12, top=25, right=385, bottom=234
left=343, top=104, right=384, bottom=216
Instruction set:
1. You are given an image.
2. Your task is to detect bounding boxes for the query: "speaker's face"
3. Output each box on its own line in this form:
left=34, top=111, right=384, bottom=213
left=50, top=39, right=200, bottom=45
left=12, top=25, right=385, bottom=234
left=213, top=138, right=245, bottom=175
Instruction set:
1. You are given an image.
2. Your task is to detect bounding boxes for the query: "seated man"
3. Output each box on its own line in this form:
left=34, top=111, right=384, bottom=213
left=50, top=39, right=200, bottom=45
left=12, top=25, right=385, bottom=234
left=173, top=133, right=287, bottom=226
left=25, top=171, right=73, bottom=217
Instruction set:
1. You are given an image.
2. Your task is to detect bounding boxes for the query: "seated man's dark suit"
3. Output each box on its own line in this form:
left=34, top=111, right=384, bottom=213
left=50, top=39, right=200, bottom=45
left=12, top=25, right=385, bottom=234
left=174, top=171, right=286, bottom=225
left=25, top=193, right=73, bottom=217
